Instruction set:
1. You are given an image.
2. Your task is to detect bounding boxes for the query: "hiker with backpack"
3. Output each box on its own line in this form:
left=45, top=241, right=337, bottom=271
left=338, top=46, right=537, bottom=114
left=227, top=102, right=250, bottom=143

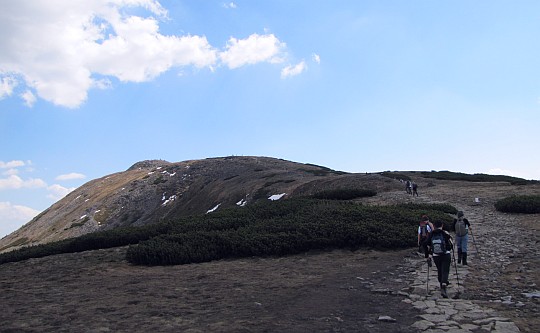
left=453, top=211, right=471, bottom=265
left=426, top=220, right=454, bottom=298
left=417, top=215, right=434, bottom=257
left=412, top=182, right=418, bottom=196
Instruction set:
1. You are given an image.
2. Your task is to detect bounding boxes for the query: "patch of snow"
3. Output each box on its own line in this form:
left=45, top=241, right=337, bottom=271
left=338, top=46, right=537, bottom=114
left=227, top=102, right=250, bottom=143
left=268, top=193, right=286, bottom=201
left=186, top=165, right=190, bottom=169
left=162, top=193, right=166, bottom=201
left=169, top=172, right=176, bottom=177
left=162, top=195, right=177, bottom=206
left=95, top=210, right=101, bottom=214
left=236, top=199, right=247, bottom=207
left=85, top=199, right=89, bottom=202
left=148, top=171, right=154, bottom=175
left=206, top=203, right=221, bottom=214
left=157, top=167, right=162, bottom=170
left=75, top=195, right=81, bottom=200
left=121, top=187, right=125, bottom=191
left=80, top=214, right=87, bottom=219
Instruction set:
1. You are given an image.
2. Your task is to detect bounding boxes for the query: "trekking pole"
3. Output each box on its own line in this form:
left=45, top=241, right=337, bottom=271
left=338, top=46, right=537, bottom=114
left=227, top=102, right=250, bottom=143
left=469, top=228, right=480, bottom=256
left=451, top=247, right=461, bottom=298
left=426, top=262, right=430, bottom=296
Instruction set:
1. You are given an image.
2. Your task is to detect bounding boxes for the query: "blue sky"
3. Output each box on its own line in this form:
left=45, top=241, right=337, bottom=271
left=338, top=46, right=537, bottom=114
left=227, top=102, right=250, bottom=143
left=1, top=1, right=539, bottom=238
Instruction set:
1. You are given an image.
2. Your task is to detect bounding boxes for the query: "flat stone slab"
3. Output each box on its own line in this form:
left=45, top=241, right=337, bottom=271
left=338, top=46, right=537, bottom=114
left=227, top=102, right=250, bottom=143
left=411, top=319, right=434, bottom=330
left=419, top=314, right=449, bottom=323
left=493, top=321, right=520, bottom=333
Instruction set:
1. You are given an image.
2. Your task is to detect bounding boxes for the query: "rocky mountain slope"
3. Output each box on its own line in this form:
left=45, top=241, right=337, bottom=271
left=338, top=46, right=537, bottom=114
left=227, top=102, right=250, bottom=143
left=0, top=156, right=400, bottom=252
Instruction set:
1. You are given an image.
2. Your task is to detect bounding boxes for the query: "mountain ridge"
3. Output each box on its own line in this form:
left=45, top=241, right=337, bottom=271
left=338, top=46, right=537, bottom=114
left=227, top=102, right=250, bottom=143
left=0, top=156, right=399, bottom=252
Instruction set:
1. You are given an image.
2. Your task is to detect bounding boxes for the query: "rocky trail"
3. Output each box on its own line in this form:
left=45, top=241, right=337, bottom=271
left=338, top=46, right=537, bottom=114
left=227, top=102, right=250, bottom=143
left=374, top=180, right=540, bottom=332
left=0, top=179, right=538, bottom=332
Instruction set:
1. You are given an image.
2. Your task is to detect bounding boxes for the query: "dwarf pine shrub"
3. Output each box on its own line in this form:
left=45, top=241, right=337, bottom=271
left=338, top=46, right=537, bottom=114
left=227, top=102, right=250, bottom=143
left=126, top=198, right=455, bottom=266
left=0, top=198, right=457, bottom=266
left=494, top=195, right=540, bottom=214
left=311, top=188, right=376, bottom=200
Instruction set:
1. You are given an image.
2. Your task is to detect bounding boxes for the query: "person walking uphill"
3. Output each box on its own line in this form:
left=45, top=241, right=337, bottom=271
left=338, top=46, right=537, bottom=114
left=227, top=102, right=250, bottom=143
left=453, top=211, right=471, bottom=265
left=427, top=220, right=454, bottom=298
left=417, top=215, right=434, bottom=257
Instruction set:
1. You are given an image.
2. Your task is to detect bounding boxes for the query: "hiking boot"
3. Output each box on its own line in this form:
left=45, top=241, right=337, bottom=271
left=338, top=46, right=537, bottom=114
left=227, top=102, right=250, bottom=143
left=441, top=285, right=448, bottom=298
left=457, top=250, right=462, bottom=264
left=462, top=253, right=468, bottom=266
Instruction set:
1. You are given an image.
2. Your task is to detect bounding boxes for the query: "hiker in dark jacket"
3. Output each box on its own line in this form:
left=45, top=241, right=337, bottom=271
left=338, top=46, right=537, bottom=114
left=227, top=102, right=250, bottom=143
left=417, top=215, right=434, bottom=257
left=412, top=182, right=418, bottom=196
left=453, top=211, right=471, bottom=265
left=427, top=220, right=454, bottom=298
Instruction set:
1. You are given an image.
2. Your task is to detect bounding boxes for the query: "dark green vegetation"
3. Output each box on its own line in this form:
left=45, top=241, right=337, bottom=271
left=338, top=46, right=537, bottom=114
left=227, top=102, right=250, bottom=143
left=0, top=198, right=457, bottom=266
left=380, top=170, right=537, bottom=185
left=380, top=172, right=411, bottom=181
left=311, top=189, right=376, bottom=200
left=494, top=195, right=540, bottom=214
left=420, top=171, right=536, bottom=185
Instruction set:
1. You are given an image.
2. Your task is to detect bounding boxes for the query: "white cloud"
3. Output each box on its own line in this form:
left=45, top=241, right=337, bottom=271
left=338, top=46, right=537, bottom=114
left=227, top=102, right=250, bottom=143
left=0, top=1, right=290, bottom=108
left=0, top=201, right=40, bottom=222
left=220, top=34, right=286, bottom=69
left=0, top=75, right=17, bottom=99
left=47, top=184, right=76, bottom=201
left=281, top=61, right=307, bottom=78
left=20, top=90, right=36, bottom=107
left=55, top=173, right=86, bottom=181
left=0, top=174, right=47, bottom=190
left=0, top=201, right=41, bottom=237
left=2, top=168, right=19, bottom=176
left=312, top=53, right=321, bottom=64
left=0, top=160, right=26, bottom=169
left=223, top=2, right=237, bottom=9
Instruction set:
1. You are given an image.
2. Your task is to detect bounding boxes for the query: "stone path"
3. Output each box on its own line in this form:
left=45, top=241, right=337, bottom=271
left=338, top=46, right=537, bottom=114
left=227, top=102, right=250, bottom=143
left=397, top=185, right=539, bottom=332
left=402, top=254, right=521, bottom=333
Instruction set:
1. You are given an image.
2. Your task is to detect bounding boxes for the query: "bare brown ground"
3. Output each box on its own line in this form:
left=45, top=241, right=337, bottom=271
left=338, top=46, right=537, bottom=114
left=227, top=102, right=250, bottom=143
left=0, top=247, right=419, bottom=333
left=0, top=177, right=538, bottom=332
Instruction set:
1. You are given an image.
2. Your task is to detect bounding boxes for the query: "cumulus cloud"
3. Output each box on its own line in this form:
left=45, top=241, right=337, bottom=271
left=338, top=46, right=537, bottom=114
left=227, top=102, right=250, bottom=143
left=20, top=90, right=36, bottom=107
left=0, top=75, right=17, bottom=99
left=0, top=1, right=289, bottom=108
left=220, top=34, right=286, bottom=69
left=0, top=175, right=47, bottom=190
left=0, top=160, right=26, bottom=169
left=312, top=53, right=321, bottom=64
left=281, top=61, right=307, bottom=78
left=2, top=168, right=19, bottom=176
left=0, top=201, right=41, bottom=237
left=47, top=184, right=75, bottom=201
left=0, top=201, right=40, bottom=222
left=0, top=160, right=47, bottom=189
left=55, top=173, right=86, bottom=181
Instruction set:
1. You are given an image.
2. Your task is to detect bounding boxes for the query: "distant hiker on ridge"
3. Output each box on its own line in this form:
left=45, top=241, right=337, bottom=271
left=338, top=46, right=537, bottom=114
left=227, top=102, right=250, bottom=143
left=453, top=211, right=472, bottom=265
left=426, top=220, right=454, bottom=298
left=412, top=182, right=418, bottom=196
